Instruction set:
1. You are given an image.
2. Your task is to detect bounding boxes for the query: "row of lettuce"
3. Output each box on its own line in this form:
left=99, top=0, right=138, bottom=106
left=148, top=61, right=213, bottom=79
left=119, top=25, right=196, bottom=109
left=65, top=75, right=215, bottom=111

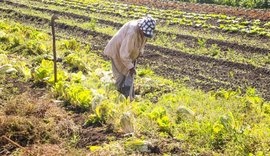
left=167, top=0, right=269, bottom=9
left=1, top=19, right=270, bottom=155
left=122, top=0, right=269, bottom=9
left=31, top=0, right=270, bottom=37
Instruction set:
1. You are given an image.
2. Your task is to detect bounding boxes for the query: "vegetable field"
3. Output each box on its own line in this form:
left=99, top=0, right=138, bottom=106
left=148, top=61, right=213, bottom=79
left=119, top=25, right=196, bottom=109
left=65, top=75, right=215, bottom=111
left=0, top=0, right=269, bottom=155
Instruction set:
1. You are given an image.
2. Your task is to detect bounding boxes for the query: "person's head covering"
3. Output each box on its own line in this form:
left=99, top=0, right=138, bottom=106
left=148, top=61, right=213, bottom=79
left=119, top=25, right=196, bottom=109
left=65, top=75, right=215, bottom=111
left=138, top=15, right=156, bottom=38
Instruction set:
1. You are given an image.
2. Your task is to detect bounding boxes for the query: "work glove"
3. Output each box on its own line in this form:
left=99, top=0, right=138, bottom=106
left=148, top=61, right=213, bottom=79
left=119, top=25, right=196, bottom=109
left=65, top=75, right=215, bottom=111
left=129, top=67, right=136, bottom=76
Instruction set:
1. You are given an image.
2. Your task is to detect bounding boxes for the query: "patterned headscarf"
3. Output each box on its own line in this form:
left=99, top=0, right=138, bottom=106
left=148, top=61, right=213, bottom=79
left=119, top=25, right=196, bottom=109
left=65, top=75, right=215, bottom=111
left=138, top=15, right=156, bottom=38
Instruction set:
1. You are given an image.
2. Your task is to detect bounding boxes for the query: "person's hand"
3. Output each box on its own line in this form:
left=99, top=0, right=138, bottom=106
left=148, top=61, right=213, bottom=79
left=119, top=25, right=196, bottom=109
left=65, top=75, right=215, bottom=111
left=129, top=67, right=136, bottom=76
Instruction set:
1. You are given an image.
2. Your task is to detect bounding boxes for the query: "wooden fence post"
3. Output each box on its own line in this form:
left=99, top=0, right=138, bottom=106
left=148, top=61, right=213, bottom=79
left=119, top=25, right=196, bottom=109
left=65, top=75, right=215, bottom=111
left=51, top=15, right=59, bottom=84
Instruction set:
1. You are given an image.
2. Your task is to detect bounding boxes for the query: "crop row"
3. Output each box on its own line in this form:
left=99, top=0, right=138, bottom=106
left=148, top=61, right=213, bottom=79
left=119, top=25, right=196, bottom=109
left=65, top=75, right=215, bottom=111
left=123, top=0, right=269, bottom=8
left=4, top=0, right=270, bottom=71
left=119, top=0, right=270, bottom=20
left=20, top=0, right=270, bottom=51
left=31, top=0, right=270, bottom=37
left=1, top=3, right=269, bottom=74
left=7, top=0, right=270, bottom=55
left=1, top=4, right=269, bottom=74
left=1, top=6, right=270, bottom=101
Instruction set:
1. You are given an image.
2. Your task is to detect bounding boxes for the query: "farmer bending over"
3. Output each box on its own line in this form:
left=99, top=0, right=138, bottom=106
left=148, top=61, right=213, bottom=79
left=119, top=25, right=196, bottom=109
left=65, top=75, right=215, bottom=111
left=103, top=15, right=156, bottom=98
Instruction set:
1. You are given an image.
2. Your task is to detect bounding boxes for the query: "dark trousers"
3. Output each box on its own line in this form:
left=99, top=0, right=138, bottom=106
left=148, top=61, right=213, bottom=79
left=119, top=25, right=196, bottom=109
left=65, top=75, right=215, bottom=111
left=111, top=60, right=135, bottom=98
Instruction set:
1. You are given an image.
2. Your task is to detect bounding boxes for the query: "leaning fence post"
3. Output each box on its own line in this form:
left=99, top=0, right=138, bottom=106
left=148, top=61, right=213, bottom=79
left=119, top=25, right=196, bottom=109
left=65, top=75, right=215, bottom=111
left=51, top=15, right=59, bottom=84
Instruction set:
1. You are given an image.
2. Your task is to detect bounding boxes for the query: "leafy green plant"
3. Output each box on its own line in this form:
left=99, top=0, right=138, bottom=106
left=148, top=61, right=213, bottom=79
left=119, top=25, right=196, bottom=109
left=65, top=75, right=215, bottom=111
left=120, top=112, right=135, bottom=133
left=33, top=59, right=54, bottom=82
left=157, top=115, right=173, bottom=134
left=65, top=83, right=93, bottom=109
left=88, top=18, right=97, bottom=31
left=124, top=138, right=151, bottom=153
left=33, top=59, right=68, bottom=84
left=137, top=68, right=154, bottom=77
left=176, top=106, right=195, bottom=123
left=148, top=106, right=167, bottom=120
left=0, top=54, right=9, bottom=65
left=61, top=39, right=80, bottom=51
left=198, top=38, right=206, bottom=48
left=0, top=31, right=8, bottom=42
left=213, top=89, right=239, bottom=100
left=65, top=53, right=87, bottom=72
left=208, top=44, right=221, bottom=57
left=14, top=61, right=31, bottom=80
left=211, top=112, right=240, bottom=151
left=87, top=100, right=113, bottom=124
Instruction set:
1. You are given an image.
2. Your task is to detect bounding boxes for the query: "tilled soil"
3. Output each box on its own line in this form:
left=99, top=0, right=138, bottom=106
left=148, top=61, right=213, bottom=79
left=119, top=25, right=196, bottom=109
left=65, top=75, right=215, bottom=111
left=76, top=125, right=123, bottom=148
left=1, top=7, right=270, bottom=101
left=23, top=0, right=270, bottom=50
left=120, top=0, right=270, bottom=21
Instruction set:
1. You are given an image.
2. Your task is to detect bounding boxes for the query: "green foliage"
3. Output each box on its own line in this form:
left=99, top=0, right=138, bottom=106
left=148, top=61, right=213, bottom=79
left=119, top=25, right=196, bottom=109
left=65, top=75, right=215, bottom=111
left=14, top=61, right=31, bottom=80
left=157, top=115, right=173, bottom=134
left=0, top=64, right=17, bottom=75
left=137, top=68, right=154, bottom=77
left=213, top=89, right=239, bottom=100
left=89, top=146, right=102, bottom=151
left=34, top=59, right=54, bottom=82
left=65, top=83, right=93, bottom=108
left=34, top=59, right=68, bottom=84
left=88, top=18, right=97, bottom=31
left=0, top=31, right=8, bottom=42
left=61, top=39, right=80, bottom=51
left=0, top=23, right=49, bottom=56
left=120, top=112, right=135, bottom=133
left=148, top=106, right=167, bottom=120
left=176, top=106, right=195, bottom=123
left=211, top=112, right=240, bottom=151
left=0, top=54, right=9, bottom=65
left=65, top=53, right=88, bottom=72
left=124, top=138, right=151, bottom=153
left=88, top=100, right=113, bottom=124
left=198, top=38, right=206, bottom=48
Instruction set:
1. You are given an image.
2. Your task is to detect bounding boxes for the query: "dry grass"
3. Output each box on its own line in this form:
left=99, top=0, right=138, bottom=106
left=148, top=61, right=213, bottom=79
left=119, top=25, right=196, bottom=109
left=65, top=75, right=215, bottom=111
left=18, top=144, right=67, bottom=156
left=0, top=91, right=80, bottom=155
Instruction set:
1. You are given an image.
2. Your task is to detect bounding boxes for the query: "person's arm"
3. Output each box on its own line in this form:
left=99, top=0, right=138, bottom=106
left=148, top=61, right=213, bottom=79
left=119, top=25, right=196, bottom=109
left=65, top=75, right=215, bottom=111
left=119, top=33, right=135, bottom=71
left=139, top=38, right=147, bottom=57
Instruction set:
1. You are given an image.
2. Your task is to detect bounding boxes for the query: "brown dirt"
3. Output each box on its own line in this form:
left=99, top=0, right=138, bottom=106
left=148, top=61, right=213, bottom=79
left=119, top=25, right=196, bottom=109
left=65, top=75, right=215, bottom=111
left=151, top=138, right=185, bottom=154
left=18, top=144, right=68, bottom=156
left=76, top=125, right=123, bottom=148
left=67, top=110, right=124, bottom=149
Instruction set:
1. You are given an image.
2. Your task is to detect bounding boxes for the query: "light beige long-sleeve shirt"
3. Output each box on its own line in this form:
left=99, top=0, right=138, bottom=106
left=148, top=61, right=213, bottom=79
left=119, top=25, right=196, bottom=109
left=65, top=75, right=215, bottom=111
left=103, top=20, right=147, bottom=76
